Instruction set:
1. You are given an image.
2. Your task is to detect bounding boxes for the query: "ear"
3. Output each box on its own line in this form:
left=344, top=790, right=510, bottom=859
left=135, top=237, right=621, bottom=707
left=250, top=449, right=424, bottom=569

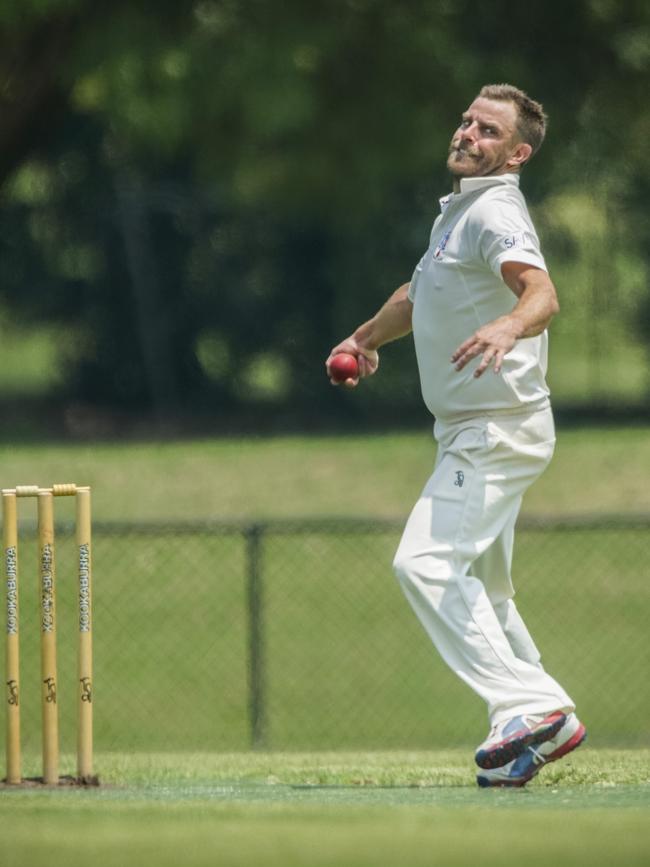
left=507, top=141, right=533, bottom=168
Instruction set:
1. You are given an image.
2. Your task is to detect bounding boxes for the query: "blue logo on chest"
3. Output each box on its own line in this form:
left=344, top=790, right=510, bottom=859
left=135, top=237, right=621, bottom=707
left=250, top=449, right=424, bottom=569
left=433, top=230, right=452, bottom=260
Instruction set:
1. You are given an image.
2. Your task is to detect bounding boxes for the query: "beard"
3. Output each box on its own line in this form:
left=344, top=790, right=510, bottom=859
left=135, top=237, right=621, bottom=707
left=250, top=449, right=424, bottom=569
left=446, top=139, right=511, bottom=179
left=447, top=143, right=487, bottom=176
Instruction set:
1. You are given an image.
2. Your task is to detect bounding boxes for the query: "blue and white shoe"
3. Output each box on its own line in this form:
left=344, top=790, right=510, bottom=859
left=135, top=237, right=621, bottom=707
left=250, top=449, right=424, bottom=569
left=475, top=710, right=567, bottom=770
left=476, top=713, right=587, bottom=788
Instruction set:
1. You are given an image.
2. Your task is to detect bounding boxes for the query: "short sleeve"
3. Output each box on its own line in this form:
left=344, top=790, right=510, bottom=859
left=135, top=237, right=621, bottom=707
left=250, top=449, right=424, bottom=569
left=476, top=196, right=547, bottom=279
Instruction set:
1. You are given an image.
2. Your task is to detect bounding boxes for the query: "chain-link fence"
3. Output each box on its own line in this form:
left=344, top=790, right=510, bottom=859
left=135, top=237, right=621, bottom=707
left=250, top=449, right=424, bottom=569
left=3, top=516, right=649, bottom=757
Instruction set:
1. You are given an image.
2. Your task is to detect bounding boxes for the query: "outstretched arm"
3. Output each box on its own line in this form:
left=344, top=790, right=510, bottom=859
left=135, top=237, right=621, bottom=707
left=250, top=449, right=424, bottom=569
left=326, top=283, right=413, bottom=386
left=451, top=263, right=559, bottom=378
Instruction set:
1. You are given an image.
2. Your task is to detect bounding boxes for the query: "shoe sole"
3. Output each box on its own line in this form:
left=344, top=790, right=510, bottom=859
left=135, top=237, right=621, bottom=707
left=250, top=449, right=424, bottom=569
left=475, top=711, right=567, bottom=770
left=476, top=722, right=587, bottom=788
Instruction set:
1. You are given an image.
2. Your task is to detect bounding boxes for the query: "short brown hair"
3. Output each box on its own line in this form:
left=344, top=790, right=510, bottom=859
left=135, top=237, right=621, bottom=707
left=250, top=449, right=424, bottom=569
left=478, top=83, right=547, bottom=159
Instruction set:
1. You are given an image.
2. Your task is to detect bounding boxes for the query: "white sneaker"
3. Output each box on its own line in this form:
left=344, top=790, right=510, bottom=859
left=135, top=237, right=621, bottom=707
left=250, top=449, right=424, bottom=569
left=475, top=710, right=567, bottom=769
left=476, top=713, right=587, bottom=788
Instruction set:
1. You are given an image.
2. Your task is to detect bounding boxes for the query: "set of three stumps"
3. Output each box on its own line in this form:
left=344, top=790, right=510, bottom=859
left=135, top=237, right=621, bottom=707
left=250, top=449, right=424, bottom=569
left=2, top=484, right=93, bottom=785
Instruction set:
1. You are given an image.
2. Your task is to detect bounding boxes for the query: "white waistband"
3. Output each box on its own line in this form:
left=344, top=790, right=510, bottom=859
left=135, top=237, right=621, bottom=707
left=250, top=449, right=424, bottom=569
left=434, top=397, right=551, bottom=426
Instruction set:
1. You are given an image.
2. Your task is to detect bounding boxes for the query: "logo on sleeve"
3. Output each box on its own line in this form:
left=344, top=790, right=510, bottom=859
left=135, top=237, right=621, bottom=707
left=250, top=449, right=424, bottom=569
left=502, top=232, right=525, bottom=250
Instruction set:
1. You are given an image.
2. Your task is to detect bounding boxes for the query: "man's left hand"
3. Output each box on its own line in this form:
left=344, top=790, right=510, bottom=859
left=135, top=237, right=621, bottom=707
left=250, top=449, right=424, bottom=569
left=451, top=315, right=521, bottom=378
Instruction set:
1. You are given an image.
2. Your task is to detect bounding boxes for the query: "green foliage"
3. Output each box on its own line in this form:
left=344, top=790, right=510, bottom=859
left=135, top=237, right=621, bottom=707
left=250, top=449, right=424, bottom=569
left=0, top=0, right=81, bottom=29
left=1, top=0, right=650, bottom=417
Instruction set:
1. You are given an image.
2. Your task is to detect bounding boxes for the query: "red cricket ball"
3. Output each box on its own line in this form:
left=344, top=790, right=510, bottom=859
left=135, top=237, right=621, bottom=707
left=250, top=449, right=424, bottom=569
left=329, top=352, right=359, bottom=383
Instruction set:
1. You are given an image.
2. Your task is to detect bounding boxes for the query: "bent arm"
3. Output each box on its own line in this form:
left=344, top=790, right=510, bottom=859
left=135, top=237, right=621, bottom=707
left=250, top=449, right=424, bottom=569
left=326, top=283, right=413, bottom=385
left=500, top=261, right=560, bottom=337
left=451, top=263, right=559, bottom=377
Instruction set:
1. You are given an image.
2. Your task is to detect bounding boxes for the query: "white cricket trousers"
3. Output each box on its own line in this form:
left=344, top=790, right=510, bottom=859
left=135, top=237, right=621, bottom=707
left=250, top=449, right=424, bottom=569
left=393, top=404, right=575, bottom=727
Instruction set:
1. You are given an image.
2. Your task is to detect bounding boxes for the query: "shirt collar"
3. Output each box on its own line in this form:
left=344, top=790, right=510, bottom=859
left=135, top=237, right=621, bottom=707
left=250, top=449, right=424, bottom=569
left=439, top=173, right=520, bottom=211
left=459, top=174, right=520, bottom=193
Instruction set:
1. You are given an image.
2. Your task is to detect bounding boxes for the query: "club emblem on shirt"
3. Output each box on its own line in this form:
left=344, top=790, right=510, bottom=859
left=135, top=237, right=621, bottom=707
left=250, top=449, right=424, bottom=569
left=454, top=471, right=464, bottom=488
left=433, top=230, right=452, bottom=260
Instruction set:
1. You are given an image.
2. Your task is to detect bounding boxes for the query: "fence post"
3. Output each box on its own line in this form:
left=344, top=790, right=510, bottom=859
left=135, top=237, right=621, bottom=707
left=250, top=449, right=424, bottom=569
left=246, top=522, right=267, bottom=749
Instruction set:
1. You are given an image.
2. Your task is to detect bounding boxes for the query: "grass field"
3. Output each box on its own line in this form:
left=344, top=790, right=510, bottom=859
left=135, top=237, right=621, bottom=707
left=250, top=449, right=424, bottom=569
left=2, top=750, right=649, bottom=867
left=3, top=423, right=650, bottom=521
left=4, top=519, right=648, bottom=754
left=2, top=427, right=649, bottom=865
left=2, top=425, right=649, bottom=753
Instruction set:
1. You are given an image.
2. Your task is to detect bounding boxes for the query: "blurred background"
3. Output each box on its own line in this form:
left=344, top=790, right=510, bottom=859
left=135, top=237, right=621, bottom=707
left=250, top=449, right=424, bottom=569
left=1, top=0, right=649, bottom=763
left=2, top=0, right=650, bottom=433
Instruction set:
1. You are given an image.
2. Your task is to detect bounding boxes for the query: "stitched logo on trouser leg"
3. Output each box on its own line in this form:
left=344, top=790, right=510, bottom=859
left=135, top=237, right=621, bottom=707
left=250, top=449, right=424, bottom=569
left=454, top=471, right=464, bottom=487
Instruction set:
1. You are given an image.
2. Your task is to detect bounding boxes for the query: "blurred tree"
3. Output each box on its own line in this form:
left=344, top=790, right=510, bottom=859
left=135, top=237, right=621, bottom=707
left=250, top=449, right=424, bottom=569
left=1, top=0, right=650, bottom=423
left=0, top=2, right=80, bottom=187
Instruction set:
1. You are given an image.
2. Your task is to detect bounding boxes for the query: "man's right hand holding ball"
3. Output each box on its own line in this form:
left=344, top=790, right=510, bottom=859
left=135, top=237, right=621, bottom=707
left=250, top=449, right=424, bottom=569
left=325, top=340, right=379, bottom=388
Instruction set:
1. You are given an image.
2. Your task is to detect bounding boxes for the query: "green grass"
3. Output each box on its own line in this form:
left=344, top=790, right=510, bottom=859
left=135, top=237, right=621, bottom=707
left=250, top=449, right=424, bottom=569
left=85, top=747, right=650, bottom=789
left=1, top=430, right=649, bottom=865
left=1, top=750, right=649, bottom=867
left=3, top=431, right=649, bottom=754
left=3, top=424, right=650, bottom=520
left=5, top=522, right=648, bottom=753
left=1, top=430, right=648, bottom=779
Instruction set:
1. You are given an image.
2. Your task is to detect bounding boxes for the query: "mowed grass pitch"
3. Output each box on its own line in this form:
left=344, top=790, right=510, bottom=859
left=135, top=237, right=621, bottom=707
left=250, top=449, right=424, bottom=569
left=2, top=750, right=649, bottom=867
left=2, top=427, right=649, bottom=865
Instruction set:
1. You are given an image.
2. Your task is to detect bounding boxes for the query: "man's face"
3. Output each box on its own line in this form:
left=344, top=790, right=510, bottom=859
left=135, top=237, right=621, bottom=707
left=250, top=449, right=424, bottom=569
left=447, top=98, right=524, bottom=179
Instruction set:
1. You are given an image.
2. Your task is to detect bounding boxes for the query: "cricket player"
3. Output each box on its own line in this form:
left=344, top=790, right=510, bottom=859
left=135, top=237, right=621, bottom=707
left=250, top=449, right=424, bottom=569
left=326, top=84, right=586, bottom=787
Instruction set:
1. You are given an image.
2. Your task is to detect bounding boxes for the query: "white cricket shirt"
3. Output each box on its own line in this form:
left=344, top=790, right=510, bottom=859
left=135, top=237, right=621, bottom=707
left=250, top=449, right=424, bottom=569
left=408, top=174, right=551, bottom=421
